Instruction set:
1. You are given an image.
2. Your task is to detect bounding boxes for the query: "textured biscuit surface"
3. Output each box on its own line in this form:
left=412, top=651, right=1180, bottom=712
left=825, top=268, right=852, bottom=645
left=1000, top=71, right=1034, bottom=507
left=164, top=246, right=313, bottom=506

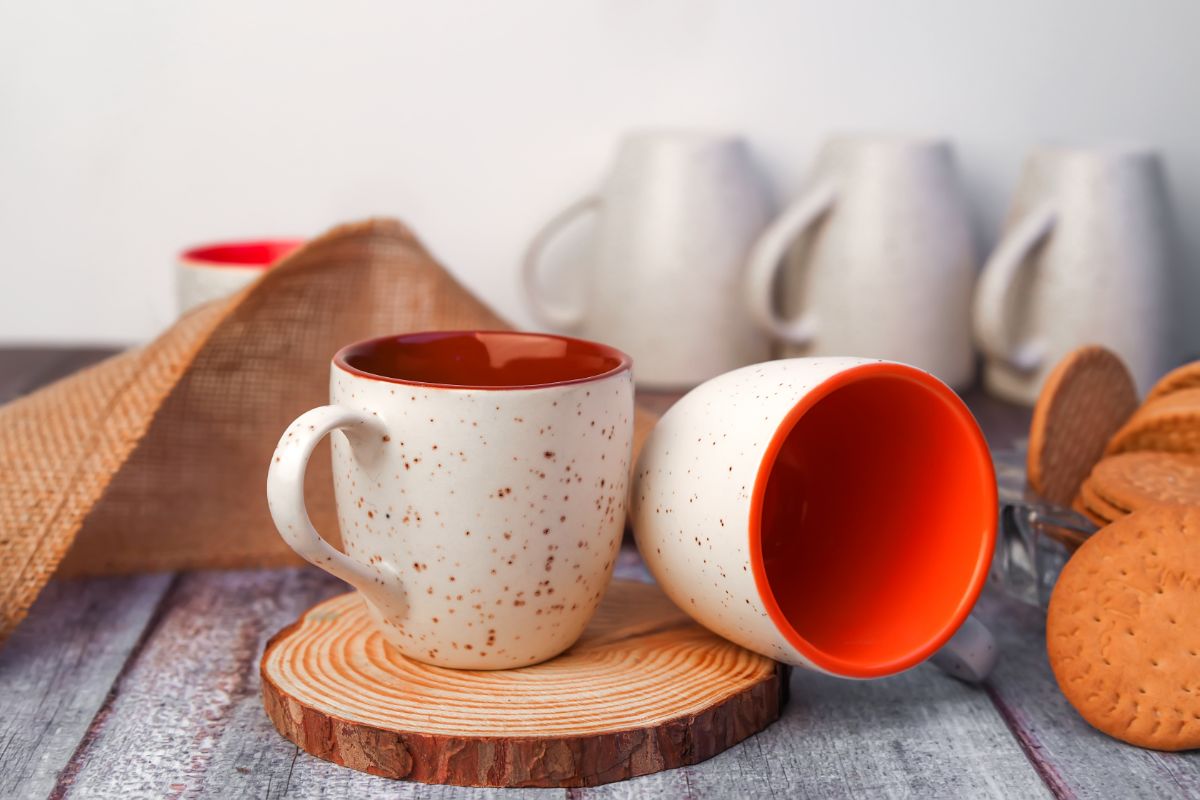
left=1028, top=346, right=1139, bottom=505
left=1089, top=452, right=1200, bottom=512
left=1148, top=361, right=1200, bottom=402
left=1106, top=389, right=1200, bottom=456
left=1070, top=493, right=1107, bottom=527
left=1046, top=507, right=1200, bottom=751
left=1077, top=476, right=1127, bottom=524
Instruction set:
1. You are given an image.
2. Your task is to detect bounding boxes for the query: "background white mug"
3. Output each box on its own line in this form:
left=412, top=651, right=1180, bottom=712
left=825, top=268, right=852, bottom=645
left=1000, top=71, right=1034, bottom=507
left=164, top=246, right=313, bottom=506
left=177, top=239, right=302, bottom=315
left=973, top=144, right=1178, bottom=403
left=267, top=331, right=634, bottom=669
left=745, top=135, right=978, bottom=389
left=522, top=130, right=774, bottom=389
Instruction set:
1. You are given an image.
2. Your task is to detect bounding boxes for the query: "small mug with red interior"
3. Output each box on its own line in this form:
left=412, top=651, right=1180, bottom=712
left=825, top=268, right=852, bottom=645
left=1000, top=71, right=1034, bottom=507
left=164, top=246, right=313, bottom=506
left=267, top=331, right=634, bottom=669
left=177, top=239, right=303, bottom=314
left=632, top=357, right=999, bottom=681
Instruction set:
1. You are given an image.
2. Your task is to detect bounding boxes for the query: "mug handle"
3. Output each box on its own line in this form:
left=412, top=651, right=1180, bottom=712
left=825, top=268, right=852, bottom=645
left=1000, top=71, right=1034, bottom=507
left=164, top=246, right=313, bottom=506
left=930, top=614, right=998, bottom=684
left=744, top=180, right=838, bottom=346
left=521, top=195, right=600, bottom=330
left=267, top=405, right=399, bottom=596
left=972, top=203, right=1057, bottom=373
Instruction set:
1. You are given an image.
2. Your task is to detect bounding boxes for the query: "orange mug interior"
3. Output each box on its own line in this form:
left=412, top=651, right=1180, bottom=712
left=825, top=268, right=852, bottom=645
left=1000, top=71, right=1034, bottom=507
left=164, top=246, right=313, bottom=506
left=751, top=362, right=996, bottom=678
left=335, top=331, right=631, bottom=389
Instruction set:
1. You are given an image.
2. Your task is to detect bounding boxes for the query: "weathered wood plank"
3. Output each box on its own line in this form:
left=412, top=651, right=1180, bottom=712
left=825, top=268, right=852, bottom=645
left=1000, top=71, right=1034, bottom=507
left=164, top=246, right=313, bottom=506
left=276, top=757, right=568, bottom=799
left=51, top=568, right=346, bottom=799
left=975, top=588, right=1200, bottom=799
left=36, top=568, right=555, bottom=800
left=45, top=565, right=568, bottom=800
left=0, top=573, right=174, bottom=799
left=580, top=659, right=1052, bottom=800
left=0, top=346, right=119, bottom=403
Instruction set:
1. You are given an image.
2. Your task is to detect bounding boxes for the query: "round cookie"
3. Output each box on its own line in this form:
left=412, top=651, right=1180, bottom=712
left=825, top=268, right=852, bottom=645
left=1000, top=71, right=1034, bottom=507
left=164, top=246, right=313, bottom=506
left=1077, top=476, right=1127, bottom=524
left=1147, top=361, right=1200, bottom=402
left=1071, top=493, right=1111, bottom=528
left=1028, top=346, right=1140, bottom=505
left=1089, top=452, right=1200, bottom=512
left=1047, top=507, right=1200, bottom=751
left=1106, top=389, right=1200, bottom=456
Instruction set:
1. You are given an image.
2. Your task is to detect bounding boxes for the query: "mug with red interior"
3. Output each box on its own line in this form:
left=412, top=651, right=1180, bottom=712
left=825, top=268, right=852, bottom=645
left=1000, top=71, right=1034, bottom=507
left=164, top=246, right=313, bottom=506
left=267, top=331, right=634, bottom=669
left=177, top=239, right=303, bottom=314
left=632, top=357, right=998, bottom=680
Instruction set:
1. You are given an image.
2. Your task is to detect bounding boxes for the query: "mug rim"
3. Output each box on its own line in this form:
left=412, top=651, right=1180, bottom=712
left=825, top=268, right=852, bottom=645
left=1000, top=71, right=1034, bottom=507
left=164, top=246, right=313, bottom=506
left=180, top=239, right=305, bottom=270
left=333, top=330, right=633, bottom=391
left=747, top=360, right=997, bottom=678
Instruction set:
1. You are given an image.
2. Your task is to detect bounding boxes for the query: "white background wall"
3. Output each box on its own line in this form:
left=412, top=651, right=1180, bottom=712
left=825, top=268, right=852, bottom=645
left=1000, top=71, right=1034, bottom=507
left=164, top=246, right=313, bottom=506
left=2, top=0, right=1198, bottom=348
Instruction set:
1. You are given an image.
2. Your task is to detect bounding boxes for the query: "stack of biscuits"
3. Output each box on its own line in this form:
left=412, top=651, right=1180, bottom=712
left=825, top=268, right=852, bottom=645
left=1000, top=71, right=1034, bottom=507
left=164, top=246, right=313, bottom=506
left=1027, top=349, right=1200, bottom=753
left=1073, top=367, right=1200, bottom=525
left=1074, top=451, right=1200, bottom=525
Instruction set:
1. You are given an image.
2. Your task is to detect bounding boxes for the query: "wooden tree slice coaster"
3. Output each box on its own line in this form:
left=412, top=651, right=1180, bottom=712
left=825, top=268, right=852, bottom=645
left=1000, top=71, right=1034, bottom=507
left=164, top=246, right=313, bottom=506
left=261, top=579, right=788, bottom=788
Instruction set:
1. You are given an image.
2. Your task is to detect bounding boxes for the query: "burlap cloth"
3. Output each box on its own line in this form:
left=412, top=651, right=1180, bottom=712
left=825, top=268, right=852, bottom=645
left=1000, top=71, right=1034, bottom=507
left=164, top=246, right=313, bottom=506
left=0, top=219, right=659, bottom=644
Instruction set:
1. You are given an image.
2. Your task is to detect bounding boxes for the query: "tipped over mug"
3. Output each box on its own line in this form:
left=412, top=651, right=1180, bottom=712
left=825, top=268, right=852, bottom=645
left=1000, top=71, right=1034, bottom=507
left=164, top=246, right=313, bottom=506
left=267, top=331, right=634, bottom=669
left=177, top=238, right=303, bottom=314
left=632, top=358, right=998, bottom=679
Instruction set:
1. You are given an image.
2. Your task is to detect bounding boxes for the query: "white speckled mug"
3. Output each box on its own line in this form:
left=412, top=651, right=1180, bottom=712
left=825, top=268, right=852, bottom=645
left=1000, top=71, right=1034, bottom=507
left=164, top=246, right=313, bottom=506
left=268, top=331, right=634, bottom=669
left=633, top=358, right=998, bottom=680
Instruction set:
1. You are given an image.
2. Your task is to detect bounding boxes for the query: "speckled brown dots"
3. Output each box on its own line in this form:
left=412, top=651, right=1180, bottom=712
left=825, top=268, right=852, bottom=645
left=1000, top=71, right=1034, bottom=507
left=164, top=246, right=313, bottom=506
left=270, top=331, right=633, bottom=669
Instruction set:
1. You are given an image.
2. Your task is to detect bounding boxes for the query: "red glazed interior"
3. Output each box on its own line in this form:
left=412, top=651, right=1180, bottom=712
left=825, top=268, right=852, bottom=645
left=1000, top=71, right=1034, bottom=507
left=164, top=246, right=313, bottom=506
left=335, top=331, right=631, bottom=390
left=181, top=239, right=304, bottom=269
left=750, top=363, right=996, bottom=678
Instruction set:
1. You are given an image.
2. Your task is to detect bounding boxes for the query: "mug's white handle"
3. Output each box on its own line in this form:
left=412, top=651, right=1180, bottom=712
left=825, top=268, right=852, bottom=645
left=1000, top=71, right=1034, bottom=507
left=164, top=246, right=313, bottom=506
left=521, top=195, right=600, bottom=330
left=267, top=405, right=399, bottom=594
left=745, top=180, right=837, bottom=346
left=972, top=203, right=1057, bottom=373
left=930, top=614, right=998, bottom=684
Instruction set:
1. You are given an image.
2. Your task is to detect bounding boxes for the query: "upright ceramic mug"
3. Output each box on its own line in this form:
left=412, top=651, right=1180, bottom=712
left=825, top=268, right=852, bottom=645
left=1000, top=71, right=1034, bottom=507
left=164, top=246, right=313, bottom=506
left=177, top=239, right=303, bottom=314
left=973, top=144, right=1177, bottom=403
left=267, top=331, right=634, bottom=669
left=522, top=130, right=774, bottom=389
left=745, top=135, right=978, bottom=388
left=633, top=358, right=997, bottom=680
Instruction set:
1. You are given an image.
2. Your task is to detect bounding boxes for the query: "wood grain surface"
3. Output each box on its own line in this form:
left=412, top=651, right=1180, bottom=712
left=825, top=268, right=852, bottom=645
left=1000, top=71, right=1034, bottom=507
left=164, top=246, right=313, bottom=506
left=2, top=349, right=1199, bottom=799
left=0, top=574, right=174, bottom=799
left=261, top=581, right=786, bottom=788
left=975, top=589, right=1200, bottom=797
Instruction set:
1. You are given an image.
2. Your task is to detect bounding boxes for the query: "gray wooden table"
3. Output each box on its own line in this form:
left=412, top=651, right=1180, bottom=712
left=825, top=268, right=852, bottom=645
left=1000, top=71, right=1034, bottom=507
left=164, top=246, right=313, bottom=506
left=2, top=347, right=1198, bottom=799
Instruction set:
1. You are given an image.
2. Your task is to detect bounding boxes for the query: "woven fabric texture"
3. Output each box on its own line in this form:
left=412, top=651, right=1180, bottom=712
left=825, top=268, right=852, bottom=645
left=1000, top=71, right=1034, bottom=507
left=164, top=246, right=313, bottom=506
left=2, top=218, right=626, bottom=644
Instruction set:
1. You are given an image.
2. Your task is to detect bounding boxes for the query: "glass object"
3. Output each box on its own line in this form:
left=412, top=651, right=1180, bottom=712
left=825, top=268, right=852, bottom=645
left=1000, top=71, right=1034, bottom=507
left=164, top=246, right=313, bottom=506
left=989, top=449, right=1098, bottom=608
